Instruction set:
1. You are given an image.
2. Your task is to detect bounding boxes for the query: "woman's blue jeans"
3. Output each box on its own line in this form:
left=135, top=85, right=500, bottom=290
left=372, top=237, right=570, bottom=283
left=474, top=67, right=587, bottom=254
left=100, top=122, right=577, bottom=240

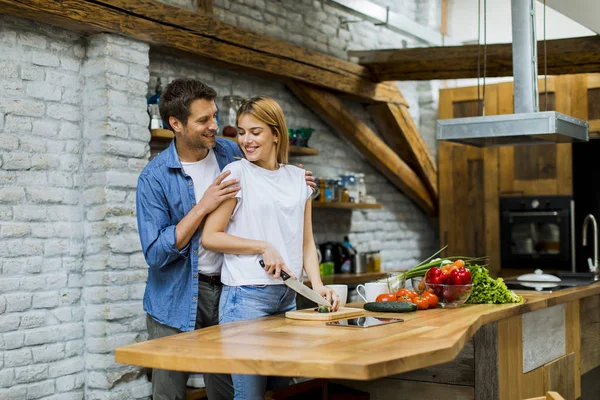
left=219, top=284, right=296, bottom=400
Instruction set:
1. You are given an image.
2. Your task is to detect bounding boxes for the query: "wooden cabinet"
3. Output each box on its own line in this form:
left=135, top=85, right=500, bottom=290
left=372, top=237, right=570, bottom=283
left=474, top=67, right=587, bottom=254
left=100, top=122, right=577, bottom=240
left=438, top=85, right=501, bottom=275
left=497, top=76, right=583, bottom=197
left=438, top=74, right=595, bottom=276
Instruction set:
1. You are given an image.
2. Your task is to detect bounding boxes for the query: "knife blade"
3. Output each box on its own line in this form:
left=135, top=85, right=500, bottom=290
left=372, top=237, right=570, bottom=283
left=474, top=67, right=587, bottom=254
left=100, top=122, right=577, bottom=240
left=259, top=260, right=330, bottom=307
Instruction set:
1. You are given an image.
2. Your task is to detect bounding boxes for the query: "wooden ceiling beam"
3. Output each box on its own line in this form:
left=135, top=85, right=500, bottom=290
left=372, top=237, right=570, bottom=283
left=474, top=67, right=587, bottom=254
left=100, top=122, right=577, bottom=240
left=0, top=0, right=403, bottom=104
left=287, top=82, right=437, bottom=216
left=350, top=36, right=600, bottom=81
left=367, top=103, right=438, bottom=201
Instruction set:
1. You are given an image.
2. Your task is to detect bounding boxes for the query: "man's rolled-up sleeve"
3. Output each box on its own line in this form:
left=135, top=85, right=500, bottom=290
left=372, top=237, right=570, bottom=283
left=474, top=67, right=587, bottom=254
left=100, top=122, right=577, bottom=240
left=136, top=174, right=189, bottom=269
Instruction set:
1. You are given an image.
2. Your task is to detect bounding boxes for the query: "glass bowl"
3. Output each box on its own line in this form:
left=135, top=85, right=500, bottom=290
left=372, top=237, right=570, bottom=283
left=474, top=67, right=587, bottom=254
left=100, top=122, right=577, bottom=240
left=409, top=276, right=426, bottom=294
left=424, top=283, right=473, bottom=308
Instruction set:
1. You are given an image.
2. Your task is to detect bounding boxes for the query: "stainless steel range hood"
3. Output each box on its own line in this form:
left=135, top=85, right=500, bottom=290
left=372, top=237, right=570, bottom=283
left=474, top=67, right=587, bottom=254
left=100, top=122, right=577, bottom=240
left=437, top=0, right=589, bottom=147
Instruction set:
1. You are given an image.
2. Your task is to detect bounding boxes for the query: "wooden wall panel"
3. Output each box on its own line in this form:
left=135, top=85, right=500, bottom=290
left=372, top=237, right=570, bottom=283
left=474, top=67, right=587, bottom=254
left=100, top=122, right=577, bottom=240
left=437, top=86, right=500, bottom=275
left=565, top=300, right=581, bottom=399
left=545, top=353, right=576, bottom=400
left=580, top=294, right=600, bottom=374
left=390, top=340, right=474, bottom=386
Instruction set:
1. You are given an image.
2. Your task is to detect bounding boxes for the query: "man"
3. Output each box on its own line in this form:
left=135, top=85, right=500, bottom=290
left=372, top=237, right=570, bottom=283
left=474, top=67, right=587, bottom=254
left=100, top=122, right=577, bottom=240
left=136, top=78, right=314, bottom=400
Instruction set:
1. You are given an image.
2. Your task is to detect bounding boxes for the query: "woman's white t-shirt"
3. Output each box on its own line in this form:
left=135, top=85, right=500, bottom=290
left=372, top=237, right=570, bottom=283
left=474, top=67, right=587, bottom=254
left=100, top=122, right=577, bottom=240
left=220, top=159, right=312, bottom=286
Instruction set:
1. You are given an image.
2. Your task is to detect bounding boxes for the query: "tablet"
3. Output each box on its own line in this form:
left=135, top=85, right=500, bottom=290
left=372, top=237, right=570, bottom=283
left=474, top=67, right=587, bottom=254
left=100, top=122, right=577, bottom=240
left=326, top=316, right=403, bottom=328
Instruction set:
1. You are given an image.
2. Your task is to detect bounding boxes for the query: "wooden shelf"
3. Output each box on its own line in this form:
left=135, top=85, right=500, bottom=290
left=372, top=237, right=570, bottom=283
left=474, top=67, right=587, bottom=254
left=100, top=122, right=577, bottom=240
left=150, top=129, right=319, bottom=155
left=312, top=201, right=382, bottom=210
left=289, top=146, right=319, bottom=156
left=151, top=129, right=175, bottom=141
left=318, top=270, right=402, bottom=286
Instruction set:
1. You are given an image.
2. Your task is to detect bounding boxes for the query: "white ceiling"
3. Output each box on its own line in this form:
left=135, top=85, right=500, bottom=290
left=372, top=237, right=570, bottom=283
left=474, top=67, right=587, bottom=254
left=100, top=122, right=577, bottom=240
left=545, top=0, right=600, bottom=35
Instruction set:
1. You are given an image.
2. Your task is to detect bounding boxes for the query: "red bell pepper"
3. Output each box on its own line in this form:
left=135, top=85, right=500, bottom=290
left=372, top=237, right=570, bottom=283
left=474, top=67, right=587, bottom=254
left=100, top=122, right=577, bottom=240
left=447, top=267, right=472, bottom=285
left=425, top=267, right=447, bottom=284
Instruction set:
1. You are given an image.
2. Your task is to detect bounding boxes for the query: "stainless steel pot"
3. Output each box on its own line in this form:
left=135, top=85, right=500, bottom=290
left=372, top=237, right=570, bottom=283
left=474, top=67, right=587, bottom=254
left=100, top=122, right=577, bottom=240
left=352, top=252, right=367, bottom=274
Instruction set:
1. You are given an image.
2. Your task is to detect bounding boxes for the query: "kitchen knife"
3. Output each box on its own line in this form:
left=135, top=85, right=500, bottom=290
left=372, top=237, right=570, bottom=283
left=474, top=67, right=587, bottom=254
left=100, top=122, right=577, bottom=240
left=259, top=260, right=330, bottom=307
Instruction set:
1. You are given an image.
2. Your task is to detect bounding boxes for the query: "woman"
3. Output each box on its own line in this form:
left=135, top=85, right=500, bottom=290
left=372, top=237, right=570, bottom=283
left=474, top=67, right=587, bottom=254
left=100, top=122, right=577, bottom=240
left=202, top=96, right=340, bottom=399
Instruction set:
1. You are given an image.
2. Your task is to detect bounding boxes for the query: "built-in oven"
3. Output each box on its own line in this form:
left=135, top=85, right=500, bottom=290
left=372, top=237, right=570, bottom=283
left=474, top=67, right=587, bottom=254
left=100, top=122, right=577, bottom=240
left=500, top=196, right=575, bottom=271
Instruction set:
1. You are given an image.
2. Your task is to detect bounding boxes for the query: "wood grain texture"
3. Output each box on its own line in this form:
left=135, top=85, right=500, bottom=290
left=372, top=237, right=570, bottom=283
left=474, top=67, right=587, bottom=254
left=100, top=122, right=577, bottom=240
left=565, top=301, right=581, bottom=399
left=498, top=315, right=548, bottom=400
left=367, top=103, right=438, bottom=200
left=115, top=283, right=600, bottom=380
left=437, top=85, right=501, bottom=275
left=196, top=0, right=212, bottom=15
left=498, top=315, right=524, bottom=400
left=496, top=77, right=573, bottom=197
left=390, top=339, right=474, bottom=386
left=350, top=36, right=600, bottom=81
left=287, top=82, right=436, bottom=216
left=285, top=307, right=363, bottom=321
left=545, top=353, right=576, bottom=400
left=474, top=322, right=498, bottom=400
left=579, top=294, right=600, bottom=374
left=0, top=0, right=401, bottom=103
left=522, top=304, right=567, bottom=373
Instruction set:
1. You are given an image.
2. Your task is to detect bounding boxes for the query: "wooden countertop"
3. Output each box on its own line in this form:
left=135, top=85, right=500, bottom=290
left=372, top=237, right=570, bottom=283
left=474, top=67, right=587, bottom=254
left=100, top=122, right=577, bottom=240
left=115, top=282, right=600, bottom=381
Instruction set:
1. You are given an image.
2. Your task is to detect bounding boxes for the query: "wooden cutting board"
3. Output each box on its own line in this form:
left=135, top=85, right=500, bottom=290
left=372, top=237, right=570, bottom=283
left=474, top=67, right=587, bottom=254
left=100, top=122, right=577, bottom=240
left=285, top=307, right=364, bottom=321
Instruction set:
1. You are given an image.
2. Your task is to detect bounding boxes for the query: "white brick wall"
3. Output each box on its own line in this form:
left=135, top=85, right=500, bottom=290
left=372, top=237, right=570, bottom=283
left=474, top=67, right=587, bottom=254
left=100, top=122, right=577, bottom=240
left=80, top=33, right=151, bottom=399
left=2, top=0, right=442, bottom=397
left=1, top=16, right=150, bottom=400
left=0, top=15, right=86, bottom=400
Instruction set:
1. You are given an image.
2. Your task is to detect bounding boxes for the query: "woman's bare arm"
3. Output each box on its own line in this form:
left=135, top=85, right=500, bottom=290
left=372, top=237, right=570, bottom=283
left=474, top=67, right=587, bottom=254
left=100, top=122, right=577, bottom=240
left=202, top=198, right=296, bottom=279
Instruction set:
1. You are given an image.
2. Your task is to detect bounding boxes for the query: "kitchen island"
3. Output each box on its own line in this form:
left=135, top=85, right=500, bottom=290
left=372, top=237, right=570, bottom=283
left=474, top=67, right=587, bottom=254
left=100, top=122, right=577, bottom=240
left=115, top=283, right=600, bottom=399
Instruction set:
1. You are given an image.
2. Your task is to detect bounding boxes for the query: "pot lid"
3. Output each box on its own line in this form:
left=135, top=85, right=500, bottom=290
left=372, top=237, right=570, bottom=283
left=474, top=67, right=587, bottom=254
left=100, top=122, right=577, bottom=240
left=517, top=269, right=561, bottom=283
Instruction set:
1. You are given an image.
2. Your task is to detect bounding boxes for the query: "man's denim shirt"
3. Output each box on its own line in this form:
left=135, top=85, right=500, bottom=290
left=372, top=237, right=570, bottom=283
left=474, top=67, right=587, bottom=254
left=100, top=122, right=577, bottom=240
left=136, top=138, right=243, bottom=331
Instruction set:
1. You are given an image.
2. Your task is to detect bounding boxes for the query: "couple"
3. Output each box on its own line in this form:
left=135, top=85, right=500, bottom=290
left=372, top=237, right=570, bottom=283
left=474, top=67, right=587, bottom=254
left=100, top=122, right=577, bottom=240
left=136, top=78, right=340, bottom=400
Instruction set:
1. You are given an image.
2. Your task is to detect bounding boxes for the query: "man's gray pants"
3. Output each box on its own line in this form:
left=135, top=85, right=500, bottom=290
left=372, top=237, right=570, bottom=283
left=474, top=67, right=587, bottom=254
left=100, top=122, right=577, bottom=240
left=146, top=279, right=233, bottom=400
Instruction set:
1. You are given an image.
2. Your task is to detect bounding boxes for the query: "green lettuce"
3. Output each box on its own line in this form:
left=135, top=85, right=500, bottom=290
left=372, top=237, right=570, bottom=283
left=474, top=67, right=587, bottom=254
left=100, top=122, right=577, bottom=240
left=466, top=264, right=522, bottom=304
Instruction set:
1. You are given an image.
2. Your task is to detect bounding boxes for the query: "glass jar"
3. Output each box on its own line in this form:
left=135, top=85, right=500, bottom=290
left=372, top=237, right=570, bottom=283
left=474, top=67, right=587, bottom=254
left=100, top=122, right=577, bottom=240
left=356, top=173, right=367, bottom=203
left=220, top=95, right=244, bottom=137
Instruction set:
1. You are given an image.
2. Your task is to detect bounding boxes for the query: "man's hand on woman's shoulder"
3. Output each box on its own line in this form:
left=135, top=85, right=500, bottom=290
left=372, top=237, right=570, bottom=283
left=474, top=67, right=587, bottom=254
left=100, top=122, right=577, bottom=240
left=197, top=170, right=240, bottom=214
left=297, top=164, right=317, bottom=191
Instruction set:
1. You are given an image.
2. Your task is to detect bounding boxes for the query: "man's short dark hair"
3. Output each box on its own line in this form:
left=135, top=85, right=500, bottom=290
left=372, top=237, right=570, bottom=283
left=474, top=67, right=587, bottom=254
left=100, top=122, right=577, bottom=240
left=159, top=78, right=217, bottom=130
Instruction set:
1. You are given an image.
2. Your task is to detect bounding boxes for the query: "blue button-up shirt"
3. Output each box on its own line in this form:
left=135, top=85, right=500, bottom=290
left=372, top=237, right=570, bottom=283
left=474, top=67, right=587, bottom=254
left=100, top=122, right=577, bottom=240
left=136, top=138, right=243, bottom=331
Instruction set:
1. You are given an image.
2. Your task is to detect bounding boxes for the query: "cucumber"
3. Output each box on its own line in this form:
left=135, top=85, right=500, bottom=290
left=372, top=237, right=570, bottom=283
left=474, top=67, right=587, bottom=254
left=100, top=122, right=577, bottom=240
left=364, top=302, right=417, bottom=313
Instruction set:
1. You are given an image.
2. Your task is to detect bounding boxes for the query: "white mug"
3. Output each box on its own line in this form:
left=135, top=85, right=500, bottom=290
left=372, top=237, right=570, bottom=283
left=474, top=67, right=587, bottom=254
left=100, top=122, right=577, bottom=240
left=326, top=284, right=348, bottom=307
left=356, top=282, right=389, bottom=302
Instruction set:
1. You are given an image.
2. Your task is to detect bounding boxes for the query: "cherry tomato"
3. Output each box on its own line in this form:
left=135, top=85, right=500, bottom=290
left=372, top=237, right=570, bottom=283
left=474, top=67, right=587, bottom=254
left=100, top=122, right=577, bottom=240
left=422, top=292, right=438, bottom=308
left=395, top=289, right=417, bottom=302
left=376, top=293, right=397, bottom=303
left=415, top=297, right=429, bottom=310
left=453, top=259, right=465, bottom=268
left=397, top=295, right=414, bottom=303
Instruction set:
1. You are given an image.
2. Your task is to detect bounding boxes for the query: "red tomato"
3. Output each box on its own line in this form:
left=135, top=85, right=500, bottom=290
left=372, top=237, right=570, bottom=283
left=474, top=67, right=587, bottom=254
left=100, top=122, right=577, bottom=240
left=423, top=292, right=439, bottom=308
left=415, top=297, right=429, bottom=310
left=376, top=293, right=397, bottom=303
left=395, top=289, right=417, bottom=302
left=397, top=295, right=414, bottom=303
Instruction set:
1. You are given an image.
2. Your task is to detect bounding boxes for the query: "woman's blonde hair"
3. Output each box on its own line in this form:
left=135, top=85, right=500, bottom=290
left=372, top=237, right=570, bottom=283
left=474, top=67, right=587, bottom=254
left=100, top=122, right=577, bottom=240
left=236, top=96, right=289, bottom=164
